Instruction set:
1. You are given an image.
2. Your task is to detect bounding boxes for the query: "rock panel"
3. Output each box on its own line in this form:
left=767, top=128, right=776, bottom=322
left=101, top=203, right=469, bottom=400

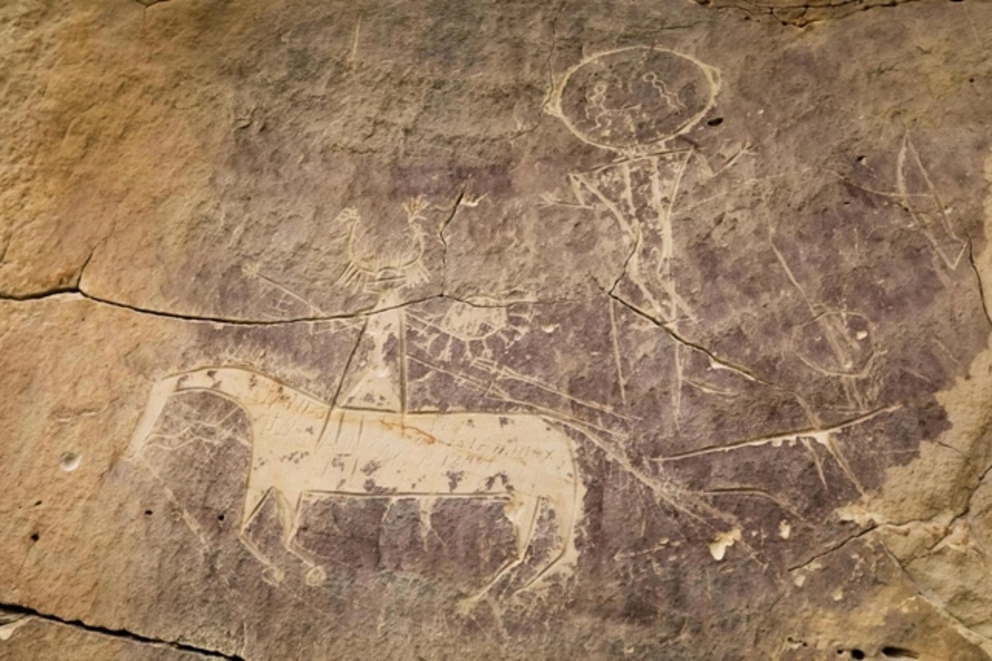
left=3, top=0, right=992, bottom=659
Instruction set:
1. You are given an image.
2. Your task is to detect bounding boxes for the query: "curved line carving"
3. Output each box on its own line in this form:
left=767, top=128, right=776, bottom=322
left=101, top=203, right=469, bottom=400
left=128, top=366, right=585, bottom=608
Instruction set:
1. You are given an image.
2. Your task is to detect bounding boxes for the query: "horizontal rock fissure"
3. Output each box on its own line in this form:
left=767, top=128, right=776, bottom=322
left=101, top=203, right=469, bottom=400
left=0, top=288, right=540, bottom=325
left=787, top=524, right=879, bottom=572
left=692, top=0, right=928, bottom=27
left=0, top=603, right=244, bottom=660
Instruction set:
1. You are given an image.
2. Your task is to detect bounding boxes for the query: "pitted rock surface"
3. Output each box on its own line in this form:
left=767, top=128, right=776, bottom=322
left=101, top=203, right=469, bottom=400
left=3, top=1, right=992, bottom=659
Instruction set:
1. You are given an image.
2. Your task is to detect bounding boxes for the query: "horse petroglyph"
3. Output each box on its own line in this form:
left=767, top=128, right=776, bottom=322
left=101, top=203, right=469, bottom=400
left=128, top=366, right=585, bottom=607
left=117, top=45, right=950, bottom=635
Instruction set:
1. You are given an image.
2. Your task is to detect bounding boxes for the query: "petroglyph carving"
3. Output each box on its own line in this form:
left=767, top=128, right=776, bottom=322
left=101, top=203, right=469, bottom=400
left=546, top=46, right=721, bottom=325
left=236, top=195, right=438, bottom=319
left=548, top=46, right=720, bottom=155
left=241, top=262, right=329, bottom=319
left=896, top=134, right=968, bottom=272
left=128, top=366, right=584, bottom=606
left=546, top=47, right=725, bottom=420
left=0, top=613, right=31, bottom=642
left=567, top=154, right=695, bottom=323
left=336, top=197, right=432, bottom=299
left=771, top=239, right=877, bottom=414
left=838, top=133, right=969, bottom=275
left=339, top=309, right=407, bottom=411
left=655, top=405, right=901, bottom=495
left=771, top=241, right=876, bottom=378
left=406, top=298, right=533, bottom=366
left=791, top=311, right=874, bottom=377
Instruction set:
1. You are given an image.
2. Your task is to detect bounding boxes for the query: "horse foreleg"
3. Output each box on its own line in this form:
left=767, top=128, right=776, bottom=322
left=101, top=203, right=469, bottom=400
left=282, top=492, right=328, bottom=586
left=239, top=487, right=325, bottom=586
left=456, top=493, right=541, bottom=614
left=238, top=487, right=288, bottom=585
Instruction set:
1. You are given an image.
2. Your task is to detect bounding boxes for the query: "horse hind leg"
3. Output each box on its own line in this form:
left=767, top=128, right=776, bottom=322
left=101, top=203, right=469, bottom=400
left=456, top=493, right=541, bottom=615
left=518, top=485, right=581, bottom=594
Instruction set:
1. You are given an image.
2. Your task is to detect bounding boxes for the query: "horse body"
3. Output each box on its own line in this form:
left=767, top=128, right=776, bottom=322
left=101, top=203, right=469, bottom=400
left=129, top=366, right=583, bottom=600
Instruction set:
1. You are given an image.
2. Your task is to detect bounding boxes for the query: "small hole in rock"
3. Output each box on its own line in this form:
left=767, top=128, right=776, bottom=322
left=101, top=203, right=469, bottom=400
left=707, top=117, right=724, bottom=127
left=852, top=651, right=865, bottom=660
left=882, top=647, right=919, bottom=659
left=145, top=510, right=153, bottom=516
left=34, top=500, right=42, bottom=507
left=30, top=533, right=39, bottom=542
left=59, top=452, right=81, bottom=473
left=218, top=514, right=225, bottom=522
left=856, top=155, right=866, bottom=163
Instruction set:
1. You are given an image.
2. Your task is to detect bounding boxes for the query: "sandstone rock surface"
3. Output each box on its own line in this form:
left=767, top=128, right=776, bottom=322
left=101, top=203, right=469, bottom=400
left=3, top=0, right=992, bottom=659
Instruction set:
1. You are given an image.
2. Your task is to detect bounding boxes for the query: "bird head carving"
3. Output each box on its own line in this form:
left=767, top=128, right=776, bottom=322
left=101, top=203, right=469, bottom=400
left=402, top=196, right=429, bottom=222
left=334, top=207, right=361, bottom=227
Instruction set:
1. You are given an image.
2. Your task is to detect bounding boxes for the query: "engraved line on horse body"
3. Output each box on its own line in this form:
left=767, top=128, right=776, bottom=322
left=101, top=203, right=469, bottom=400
left=129, top=366, right=586, bottom=602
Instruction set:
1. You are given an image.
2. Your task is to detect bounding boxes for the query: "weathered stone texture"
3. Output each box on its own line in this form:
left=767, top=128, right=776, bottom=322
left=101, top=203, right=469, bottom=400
left=3, top=0, right=992, bottom=659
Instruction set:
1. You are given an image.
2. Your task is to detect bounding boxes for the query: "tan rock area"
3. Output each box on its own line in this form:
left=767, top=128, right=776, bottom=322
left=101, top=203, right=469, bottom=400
left=0, top=607, right=211, bottom=661
left=3, top=0, right=992, bottom=658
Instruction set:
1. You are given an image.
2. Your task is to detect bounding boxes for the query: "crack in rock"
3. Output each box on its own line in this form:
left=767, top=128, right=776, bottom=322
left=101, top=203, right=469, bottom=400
left=438, top=187, right=465, bottom=296
left=607, top=290, right=771, bottom=385
left=691, top=0, right=928, bottom=27
left=968, top=238, right=992, bottom=329
left=0, top=290, right=440, bottom=326
left=0, top=288, right=576, bottom=325
left=787, top=524, right=879, bottom=572
left=0, top=603, right=243, bottom=660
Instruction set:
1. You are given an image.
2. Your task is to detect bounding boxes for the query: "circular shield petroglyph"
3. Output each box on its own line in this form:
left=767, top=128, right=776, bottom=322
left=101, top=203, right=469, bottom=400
left=550, top=46, right=719, bottom=153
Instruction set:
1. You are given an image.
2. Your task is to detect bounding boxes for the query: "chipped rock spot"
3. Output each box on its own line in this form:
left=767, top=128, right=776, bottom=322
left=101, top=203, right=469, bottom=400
left=0, top=617, right=31, bottom=642
left=708, top=526, right=742, bottom=561
left=836, top=503, right=882, bottom=527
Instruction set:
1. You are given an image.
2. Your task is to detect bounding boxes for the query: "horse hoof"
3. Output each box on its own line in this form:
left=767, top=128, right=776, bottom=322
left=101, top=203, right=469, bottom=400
left=455, top=594, right=481, bottom=616
left=305, top=565, right=327, bottom=586
left=262, top=566, right=286, bottom=585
